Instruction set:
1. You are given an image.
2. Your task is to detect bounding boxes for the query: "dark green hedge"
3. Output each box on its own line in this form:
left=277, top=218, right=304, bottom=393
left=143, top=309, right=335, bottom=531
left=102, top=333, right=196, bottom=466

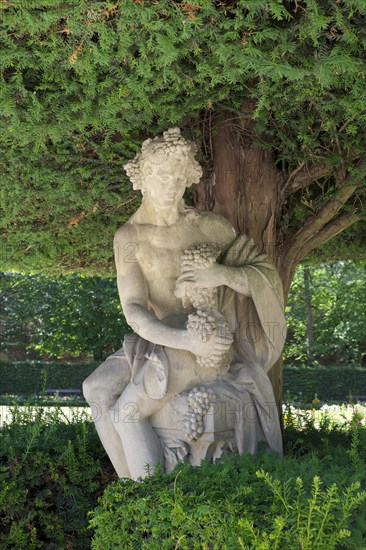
left=283, top=364, right=366, bottom=402
left=2, top=361, right=366, bottom=402
left=90, top=425, right=366, bottom=549
left=1, top=405, right=366, bottom=548
left=0, top=360, right=97, bottom=396
left=0, top=411, right=115, bottom=549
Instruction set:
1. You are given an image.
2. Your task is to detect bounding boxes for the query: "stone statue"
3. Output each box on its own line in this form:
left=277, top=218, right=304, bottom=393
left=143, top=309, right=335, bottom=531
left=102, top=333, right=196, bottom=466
left=83, top=128, right=286, bottom=480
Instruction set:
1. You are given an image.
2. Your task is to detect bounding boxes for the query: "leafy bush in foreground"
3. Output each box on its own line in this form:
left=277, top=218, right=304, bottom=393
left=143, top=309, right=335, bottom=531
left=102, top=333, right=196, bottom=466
left=90, top=420, right=366, bottom=549
left=0, top=407, right=115, bottom=549
left=1, top=406, right=366, bottom=549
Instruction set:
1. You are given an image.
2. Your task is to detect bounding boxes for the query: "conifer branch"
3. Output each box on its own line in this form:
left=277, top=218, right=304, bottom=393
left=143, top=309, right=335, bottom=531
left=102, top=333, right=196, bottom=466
left=283, top=157, right=366, bottom=264
left=298, top=211, right=362, bottom=259
left=339, top=114, right=360, bottom=134
left=284, top=162, right=331, bottom=195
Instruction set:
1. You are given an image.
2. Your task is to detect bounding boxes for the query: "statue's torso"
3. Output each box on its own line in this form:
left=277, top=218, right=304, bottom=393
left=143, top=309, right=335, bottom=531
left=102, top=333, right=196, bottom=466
left=131, top=209, right=235, bottom=320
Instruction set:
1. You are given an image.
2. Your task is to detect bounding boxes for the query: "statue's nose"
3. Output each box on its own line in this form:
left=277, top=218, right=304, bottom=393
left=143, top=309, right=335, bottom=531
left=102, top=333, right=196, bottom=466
left=166, top=178, right=177, bottom=189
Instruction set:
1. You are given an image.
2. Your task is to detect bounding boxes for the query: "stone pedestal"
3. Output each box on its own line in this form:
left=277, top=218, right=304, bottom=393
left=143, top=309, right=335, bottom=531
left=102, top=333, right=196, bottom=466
left=151, top=384, right=263, bottom=471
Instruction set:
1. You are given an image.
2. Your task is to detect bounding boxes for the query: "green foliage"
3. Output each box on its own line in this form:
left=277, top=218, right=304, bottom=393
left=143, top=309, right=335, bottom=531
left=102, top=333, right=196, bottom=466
left=90, top=423, right=366, bottom=549
left=1, top=403, right=366, bottom=548
left=0, top=407, right=115, bottom=549
left=0, top=360, right=96, bottom=396
left=283, top=364, right=366, bottom=402
left=238, top=473, right=364, bottom=549
left=0, top=271, right=130, bottom=360
left=285, top=260, right=366, bottom=365
left=3, top=360, right=365, bottom=403
left=1, top=0, right=366, bottom=272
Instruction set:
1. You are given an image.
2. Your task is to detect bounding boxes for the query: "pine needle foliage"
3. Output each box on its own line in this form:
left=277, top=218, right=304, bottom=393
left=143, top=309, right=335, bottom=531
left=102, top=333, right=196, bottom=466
left=1, top=0, right=366, bottom=272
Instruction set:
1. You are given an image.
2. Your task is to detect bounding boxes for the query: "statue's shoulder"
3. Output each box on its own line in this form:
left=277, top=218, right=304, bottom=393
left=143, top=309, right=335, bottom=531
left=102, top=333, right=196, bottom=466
left=113, top=221, right=138, bottom=244
left=188, top=209, right=236, bottom=241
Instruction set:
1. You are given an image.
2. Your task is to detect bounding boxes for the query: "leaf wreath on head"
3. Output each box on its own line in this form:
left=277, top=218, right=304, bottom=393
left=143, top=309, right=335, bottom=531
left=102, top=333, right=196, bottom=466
left=124, top=128, right=202, bottom=190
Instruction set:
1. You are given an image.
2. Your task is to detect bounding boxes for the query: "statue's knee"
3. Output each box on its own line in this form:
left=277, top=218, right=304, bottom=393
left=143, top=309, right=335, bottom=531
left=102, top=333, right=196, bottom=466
left=82, top=375, right=95, bottom=404
left=83, top=376, right=109, bottom=407
left=111, top=390, right=147, bottom=425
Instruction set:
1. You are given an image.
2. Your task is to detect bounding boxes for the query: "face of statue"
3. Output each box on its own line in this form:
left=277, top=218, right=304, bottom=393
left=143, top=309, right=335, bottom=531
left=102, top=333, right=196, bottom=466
left=142, top=156, right=189, bottom=209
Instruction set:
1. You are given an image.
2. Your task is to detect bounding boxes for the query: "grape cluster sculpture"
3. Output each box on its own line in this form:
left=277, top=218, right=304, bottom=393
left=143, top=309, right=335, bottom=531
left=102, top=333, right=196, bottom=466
left=183, top=386, right=215, bottom=442
left=186, top=309, right=233, bottom=369
left=124, top=128, right=201, bottom=190
left=175, top=243, right=233, bottom=369
left=175, top=243, right=234, bottom=441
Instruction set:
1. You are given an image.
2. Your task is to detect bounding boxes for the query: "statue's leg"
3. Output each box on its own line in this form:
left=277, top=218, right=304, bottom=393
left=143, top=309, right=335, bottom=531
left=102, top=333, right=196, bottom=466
left=82, top=351, right=131, bottom=478
left=110, top=348, right=208, bottom=479
left=112, top=383, right=170, bottom=480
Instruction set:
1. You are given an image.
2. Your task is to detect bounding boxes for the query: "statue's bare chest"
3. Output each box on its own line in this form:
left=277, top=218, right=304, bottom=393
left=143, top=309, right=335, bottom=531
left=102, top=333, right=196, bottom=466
left=136, top=223, right=208, bottom=280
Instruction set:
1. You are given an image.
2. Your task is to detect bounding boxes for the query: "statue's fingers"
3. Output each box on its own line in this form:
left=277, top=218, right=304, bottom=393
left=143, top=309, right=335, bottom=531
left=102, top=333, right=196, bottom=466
left=212, top=342, right=231, bottom=350
left=209, top=352, right=229, bottom=360
left=215, top=334, right=233, bottom=343
left=177, top=268, right=195, bottom=277
left=176, top=274, right=195, bottom=283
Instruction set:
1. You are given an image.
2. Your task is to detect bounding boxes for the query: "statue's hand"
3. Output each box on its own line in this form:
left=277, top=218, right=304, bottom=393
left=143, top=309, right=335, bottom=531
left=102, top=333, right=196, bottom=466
left=188, top=329, right=232, bottom=358
left=176, top=264, right=227, bottom=290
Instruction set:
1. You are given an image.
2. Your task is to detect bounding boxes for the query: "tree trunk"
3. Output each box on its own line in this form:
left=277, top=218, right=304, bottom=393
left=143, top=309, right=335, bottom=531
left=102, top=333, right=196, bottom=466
left=193, top=105, right=364, bottom=416
left=195, top=109, right=282, bottom=258
left=303, top=265, right=314, bottom=366
left=194, top=110, right=290, bottom=413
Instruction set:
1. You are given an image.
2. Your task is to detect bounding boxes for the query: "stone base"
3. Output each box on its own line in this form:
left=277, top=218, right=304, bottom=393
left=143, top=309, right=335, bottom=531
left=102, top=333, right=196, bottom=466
left=150, top=389, right=241, bottom=472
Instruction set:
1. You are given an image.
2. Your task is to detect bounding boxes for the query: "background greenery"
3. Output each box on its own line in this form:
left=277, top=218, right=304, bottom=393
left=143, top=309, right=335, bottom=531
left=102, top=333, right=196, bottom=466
left=0, top=271, right=130, bottom=361
left=1, top=361, right=365, bottom=403
left=285, top=260, right=366, bottom=366
left=282, top=365, right=366, bottom=403
left=0, top=361, right=95, bottom=397
left=1, top=260, right=365, bottom=365
left=1, top=259, right=366, bottom=402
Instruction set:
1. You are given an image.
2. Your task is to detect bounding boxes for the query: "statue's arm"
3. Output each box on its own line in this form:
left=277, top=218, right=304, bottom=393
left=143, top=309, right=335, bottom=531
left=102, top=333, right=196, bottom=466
left=216, top=265, right=251, bottom=296
left=113, top=226, right=226, bottom=356
left=113, top=226, right=190, bottom=351
left=177, top=215, right=252, bottom=297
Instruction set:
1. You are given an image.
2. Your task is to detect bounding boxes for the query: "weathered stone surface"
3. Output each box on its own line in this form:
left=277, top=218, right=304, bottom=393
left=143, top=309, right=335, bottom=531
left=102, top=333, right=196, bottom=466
left=83, top=128, right=286, bottom=480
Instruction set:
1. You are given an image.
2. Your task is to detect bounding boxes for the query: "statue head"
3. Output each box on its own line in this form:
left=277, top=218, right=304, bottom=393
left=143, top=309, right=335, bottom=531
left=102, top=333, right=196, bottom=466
left=124, top=128, right=202, bottom=192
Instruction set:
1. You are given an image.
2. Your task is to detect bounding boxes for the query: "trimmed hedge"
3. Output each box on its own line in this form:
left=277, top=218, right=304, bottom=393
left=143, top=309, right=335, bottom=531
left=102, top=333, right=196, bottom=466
left=283, top=364, right=366, bottom=402
left=0, top=360, right=97, bottom=396
left=90, top=424, right=366, bottom=549
left=1, top=405, right=366, bottom=548
left=2, top=361, right=366, bottom=402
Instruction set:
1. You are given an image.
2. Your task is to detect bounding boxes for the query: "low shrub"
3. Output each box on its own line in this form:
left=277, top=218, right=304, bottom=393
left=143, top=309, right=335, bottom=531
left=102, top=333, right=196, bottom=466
left=90, top=419, right=366, bottom=549
left=0, top=406, right=115, bottom=549
left=2, top=405, right=366, bottom=549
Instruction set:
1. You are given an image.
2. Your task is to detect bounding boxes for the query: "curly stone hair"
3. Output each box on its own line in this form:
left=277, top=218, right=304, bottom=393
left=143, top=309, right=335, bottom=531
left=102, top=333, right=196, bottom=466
left=123, top=128, right=202, bottom=191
